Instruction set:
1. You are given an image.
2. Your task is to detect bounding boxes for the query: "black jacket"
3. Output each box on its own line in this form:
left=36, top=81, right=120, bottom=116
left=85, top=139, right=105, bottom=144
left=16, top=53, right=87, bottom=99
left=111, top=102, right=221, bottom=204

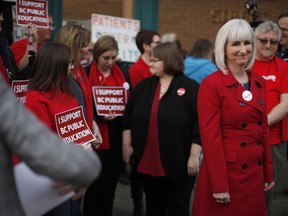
left=123, top=74, right=201, bottom=187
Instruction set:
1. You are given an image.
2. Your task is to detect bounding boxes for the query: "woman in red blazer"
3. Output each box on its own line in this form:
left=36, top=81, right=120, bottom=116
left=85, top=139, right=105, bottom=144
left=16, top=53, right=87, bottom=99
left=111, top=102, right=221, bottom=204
left=192, top=19, right=275, bottom=216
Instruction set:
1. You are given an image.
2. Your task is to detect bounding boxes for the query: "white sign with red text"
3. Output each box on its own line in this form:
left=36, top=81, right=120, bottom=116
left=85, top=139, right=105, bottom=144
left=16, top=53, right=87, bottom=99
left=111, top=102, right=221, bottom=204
left=55, top=106, right=95, bottom=145
left=16, top=0, right=49, bottom=28
left=91, top=13, right=140, bottom=62
left=92, top=86, right=127, bottom=116
left=11, top=80, right=29, bottom=104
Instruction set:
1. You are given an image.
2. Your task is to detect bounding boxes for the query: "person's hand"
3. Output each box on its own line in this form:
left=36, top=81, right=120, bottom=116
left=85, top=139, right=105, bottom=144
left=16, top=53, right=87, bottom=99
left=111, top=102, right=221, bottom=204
left=27, top=23, right=38, bottom=43
left=264, top=181, right=275, bottom=191
left=52, top=181, right=86, bottom=200
left=122, top=145, right=133, bottom=164
left=91, top=120, right=103, bottom=149
left=102, top=111, right=116, bottom=121
left=81, top=143, right=92, bottom=150
left=213, top=192, right=230, bottom=204
left=187, top=143, right=202, bottom=176
left=187, top=154, right=200, bottom=176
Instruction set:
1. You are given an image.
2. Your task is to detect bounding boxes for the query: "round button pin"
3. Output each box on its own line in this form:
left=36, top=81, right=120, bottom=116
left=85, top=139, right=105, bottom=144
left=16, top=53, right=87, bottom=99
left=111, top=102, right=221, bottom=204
left=242, top=90, right=252, bottom=101
left=123, top=82, right=130, bottom=90
left=177, top=88, right=185, bottom=96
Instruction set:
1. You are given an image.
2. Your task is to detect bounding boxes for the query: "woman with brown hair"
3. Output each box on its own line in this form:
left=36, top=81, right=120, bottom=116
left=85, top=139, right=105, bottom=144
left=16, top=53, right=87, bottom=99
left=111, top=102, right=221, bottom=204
left=25, top=42, right=88, bottom=216
left=122, top=42, right=202, bottom=216
left=84, top=35, right=129, bottom=216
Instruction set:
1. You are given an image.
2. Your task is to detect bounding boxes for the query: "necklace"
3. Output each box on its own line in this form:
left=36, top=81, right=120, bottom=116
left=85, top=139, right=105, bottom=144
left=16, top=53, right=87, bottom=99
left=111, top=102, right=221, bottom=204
left=160, top=87, right=166, bottom=94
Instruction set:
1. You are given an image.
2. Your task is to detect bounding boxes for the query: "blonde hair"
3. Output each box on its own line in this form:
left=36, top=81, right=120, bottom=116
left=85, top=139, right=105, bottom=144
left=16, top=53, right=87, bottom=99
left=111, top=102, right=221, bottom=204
left=215, top=19, right=256, bottom=74
left=55, top=23, right=90, bottom=67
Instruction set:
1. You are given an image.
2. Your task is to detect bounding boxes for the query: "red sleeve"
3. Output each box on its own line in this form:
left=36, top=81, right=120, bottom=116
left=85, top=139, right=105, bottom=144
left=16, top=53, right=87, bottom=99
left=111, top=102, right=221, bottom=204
left=260, top=80, right=274, bottom=183
left=198, top=76, right=229, bottom=192
left=10, top=39, right=27, bottom=66
left=129, top=64, right=142, bottom=89
left=280, top=60, right=288, bottom=94
left=277, top=59, right=288, bottom=142
left=25, top=91, right=54, bottom=131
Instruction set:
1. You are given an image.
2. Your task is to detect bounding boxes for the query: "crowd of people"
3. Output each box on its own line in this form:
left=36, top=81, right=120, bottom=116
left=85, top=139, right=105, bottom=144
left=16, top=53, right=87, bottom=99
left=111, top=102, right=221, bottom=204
left=1, top=2, right=288, bottom=215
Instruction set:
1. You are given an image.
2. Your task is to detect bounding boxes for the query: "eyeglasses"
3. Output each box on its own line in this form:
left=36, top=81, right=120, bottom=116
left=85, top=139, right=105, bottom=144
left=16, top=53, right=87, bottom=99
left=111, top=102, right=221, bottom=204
left=150, top=59, right=161, bottom=63
left=257, top=38, right=279, bottom=46
left=280, top=27, right=288, bottom=33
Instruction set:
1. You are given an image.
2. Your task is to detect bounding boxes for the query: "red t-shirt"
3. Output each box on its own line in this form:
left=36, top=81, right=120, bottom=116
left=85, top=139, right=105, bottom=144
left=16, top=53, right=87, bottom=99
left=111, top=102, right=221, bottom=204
left=251, top=57, right=288, bottom=144
left=10, top=38, right=41, bottom=66
left=25, top=89, right=79, bottom=133
left=137, top=83, right=166, bottom=176
left=129, top=56, right=151, bottom=89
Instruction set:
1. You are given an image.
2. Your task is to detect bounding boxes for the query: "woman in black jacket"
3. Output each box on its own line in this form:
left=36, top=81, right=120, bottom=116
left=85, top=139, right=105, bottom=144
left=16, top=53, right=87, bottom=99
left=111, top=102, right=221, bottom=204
left=122, top=42, right=202, bottom=216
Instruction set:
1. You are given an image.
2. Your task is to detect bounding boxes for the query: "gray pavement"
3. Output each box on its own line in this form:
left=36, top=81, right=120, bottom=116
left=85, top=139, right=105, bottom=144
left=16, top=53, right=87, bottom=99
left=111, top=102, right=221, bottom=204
left=113, top=182, right=133, bottom=216
left=270, top=158, right=288, bottom=216
left=113, top=160, right=288, bottom=216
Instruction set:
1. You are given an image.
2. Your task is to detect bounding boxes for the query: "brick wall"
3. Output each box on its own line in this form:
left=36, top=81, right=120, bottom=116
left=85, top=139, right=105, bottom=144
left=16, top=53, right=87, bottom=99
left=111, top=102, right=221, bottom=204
left=62, top=0, right=288, bottom=52
left=158, top=0, right=288, bottom=53
left=63, top=0, right=122, bottom=20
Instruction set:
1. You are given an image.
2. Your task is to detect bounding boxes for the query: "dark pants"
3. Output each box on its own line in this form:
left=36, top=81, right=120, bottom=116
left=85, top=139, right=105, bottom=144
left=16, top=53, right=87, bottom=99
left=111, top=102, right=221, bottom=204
left=84, top=150, right=122, bottom=216
left=130, top=167, right=144, bottom=213
left=43, top=199, right=81, bottom=216
left=140, top=173, right=193, bottom=216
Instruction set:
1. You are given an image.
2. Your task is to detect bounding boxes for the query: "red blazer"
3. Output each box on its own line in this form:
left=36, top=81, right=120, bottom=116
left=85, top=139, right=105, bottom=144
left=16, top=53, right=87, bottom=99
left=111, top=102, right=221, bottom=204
left=192, top=70, right=274, bottom=216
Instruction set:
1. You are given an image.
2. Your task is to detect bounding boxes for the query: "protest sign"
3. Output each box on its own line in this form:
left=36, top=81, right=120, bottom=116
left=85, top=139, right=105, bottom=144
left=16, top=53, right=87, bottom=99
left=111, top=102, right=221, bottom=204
left=12, top=5, right=26, bottom=41
left=11, top=80, right=29, bottom=104
left=92, top=86, right=127, bottom=116
left=55, top=106, right=95, bottom=145
left=16, top=0, right=49, bottom=28
left=91, top=13, right=140, bottom=62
